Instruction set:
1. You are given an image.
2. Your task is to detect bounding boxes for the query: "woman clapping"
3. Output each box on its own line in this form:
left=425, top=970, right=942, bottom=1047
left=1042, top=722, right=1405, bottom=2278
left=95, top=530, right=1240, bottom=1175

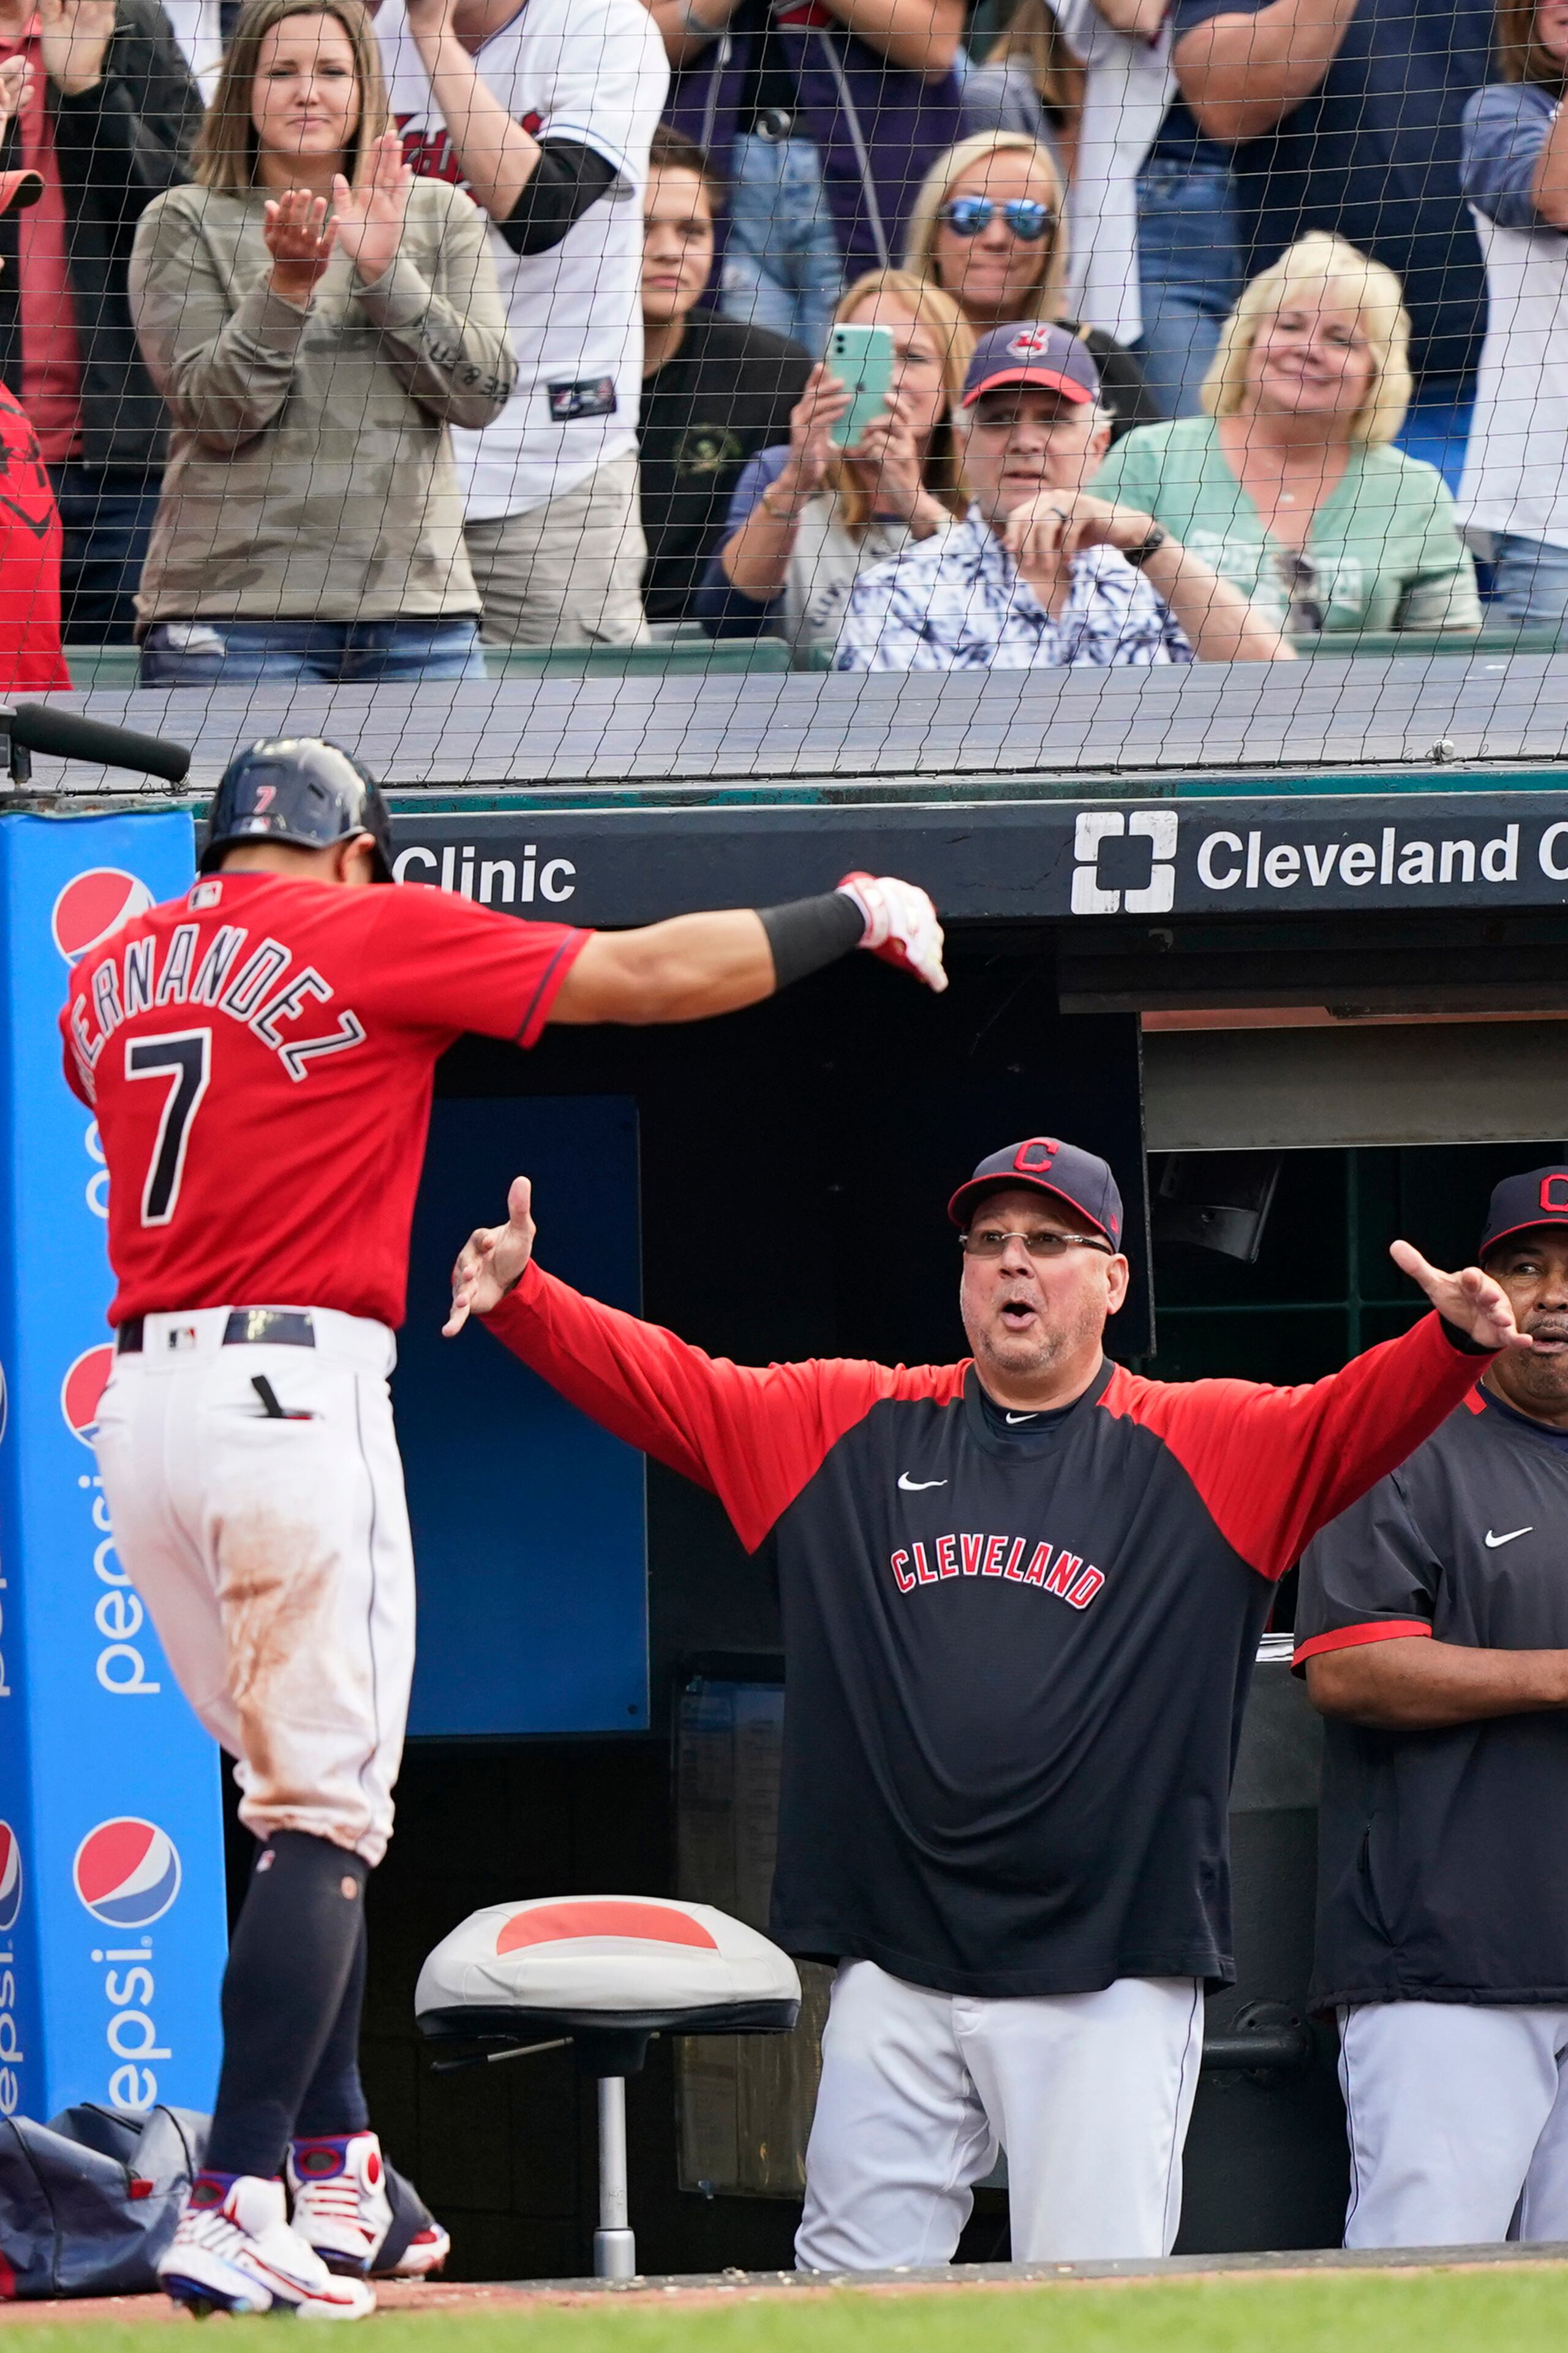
left=129, top=0, right=514, bottom=683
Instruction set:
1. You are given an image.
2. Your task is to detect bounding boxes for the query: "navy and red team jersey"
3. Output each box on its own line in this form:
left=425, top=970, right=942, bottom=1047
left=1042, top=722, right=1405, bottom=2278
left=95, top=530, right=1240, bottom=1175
left=486, top=1266, right=1491, bottom=1998
left=59, top=872, right=587, bottom=1329
left=1296, top=1386, right=1568, bottom=2008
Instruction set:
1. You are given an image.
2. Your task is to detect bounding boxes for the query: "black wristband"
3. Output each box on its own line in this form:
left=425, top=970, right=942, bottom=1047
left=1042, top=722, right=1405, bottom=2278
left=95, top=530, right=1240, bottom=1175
left=758, top=890, right=866, bottom=990
left=1439, top=1314, right=1498, bottom=1358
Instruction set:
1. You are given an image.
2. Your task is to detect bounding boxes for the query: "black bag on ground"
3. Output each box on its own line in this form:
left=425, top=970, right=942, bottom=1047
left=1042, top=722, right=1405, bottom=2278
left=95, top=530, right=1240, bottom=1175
left=0, top=2106, right=441, bottom=2298
left=0, top=2104, right=207, bottom=2298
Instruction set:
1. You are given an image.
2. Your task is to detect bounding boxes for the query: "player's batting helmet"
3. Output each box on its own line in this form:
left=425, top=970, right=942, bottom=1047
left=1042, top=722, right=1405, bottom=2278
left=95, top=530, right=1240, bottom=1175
left=200, top=739, right=396, bottom=880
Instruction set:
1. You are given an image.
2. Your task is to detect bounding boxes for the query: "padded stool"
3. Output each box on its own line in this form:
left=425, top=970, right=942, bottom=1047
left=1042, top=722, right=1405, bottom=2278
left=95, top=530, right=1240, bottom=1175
left=416, top=1895, right=801, bottom=2279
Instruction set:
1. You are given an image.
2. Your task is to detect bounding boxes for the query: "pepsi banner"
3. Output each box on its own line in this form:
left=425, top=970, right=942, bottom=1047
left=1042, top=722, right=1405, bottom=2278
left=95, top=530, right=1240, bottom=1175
left=0, top=814, right=226, bottom=2124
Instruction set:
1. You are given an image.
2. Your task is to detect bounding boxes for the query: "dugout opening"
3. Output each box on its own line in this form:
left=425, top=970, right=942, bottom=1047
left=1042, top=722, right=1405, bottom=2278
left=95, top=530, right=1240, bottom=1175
left=334, top=916, right=1567, bottom=2281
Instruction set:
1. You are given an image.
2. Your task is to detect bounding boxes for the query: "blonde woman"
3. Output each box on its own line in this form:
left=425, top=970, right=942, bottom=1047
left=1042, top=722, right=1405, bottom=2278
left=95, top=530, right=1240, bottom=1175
left=129, top=0, right=514, bottom=683
left=696, top=268, right=973, bottom=667
left=903, top=129, right=1161, bottom=440
left=960, top=0, right=1242, bottom=421
left=1090, top=235, right=1482, bottom=636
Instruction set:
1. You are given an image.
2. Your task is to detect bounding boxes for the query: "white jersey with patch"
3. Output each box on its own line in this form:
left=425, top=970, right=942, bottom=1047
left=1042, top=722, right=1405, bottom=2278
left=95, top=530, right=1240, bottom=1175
left=375, top=0, right=668, bottom=520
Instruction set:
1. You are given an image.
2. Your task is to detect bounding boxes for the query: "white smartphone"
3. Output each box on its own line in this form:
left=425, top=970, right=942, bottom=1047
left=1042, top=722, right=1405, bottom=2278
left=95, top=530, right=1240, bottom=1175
left=826, top=322, right=895, bottom=450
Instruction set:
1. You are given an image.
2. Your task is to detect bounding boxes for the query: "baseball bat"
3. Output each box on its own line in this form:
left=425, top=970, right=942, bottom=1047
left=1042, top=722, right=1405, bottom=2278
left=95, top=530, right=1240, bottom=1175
left=9, top=703, right=192, bottom=784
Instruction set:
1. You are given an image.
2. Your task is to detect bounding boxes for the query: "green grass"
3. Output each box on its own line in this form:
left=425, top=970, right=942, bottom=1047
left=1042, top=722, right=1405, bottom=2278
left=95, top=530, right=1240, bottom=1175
left=11, top=2269, right=1568, bottom=2353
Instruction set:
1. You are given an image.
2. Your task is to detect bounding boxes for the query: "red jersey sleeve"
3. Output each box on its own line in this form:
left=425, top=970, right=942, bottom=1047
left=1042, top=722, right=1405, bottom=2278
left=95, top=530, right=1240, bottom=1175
left=483, top=1262, right=967, bottom=1552
left=59, top=995, right=92, bottom=1106
left=1101, top=1312, right=1490, bottom=1581
left=363, top=887, right=591, bottom=1046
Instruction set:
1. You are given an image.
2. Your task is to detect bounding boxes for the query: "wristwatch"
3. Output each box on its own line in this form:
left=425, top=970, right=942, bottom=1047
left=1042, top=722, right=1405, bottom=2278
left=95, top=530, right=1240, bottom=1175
left=1120, top=524, right=1167, bottom=568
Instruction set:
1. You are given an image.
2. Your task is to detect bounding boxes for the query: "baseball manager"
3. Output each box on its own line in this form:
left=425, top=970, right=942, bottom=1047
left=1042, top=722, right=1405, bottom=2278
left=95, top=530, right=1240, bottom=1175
left=447, top=1135, right=1528, bottom=2267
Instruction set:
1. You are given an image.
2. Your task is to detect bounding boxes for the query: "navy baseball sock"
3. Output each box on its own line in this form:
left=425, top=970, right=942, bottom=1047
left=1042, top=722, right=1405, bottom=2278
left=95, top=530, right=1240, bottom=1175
left=205, top=1831, right=369, bottom=2181
left=293, top=1909, right=371, bottom=2138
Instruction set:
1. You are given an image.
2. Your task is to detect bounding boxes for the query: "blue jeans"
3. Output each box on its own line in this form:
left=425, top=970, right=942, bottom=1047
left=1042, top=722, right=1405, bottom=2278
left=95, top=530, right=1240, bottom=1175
left=1488, top=534, right=1568, bottom=626
left=1393, top=374, right=1473, bottom=499
left=48, top=464, right=164, bottom=645
left=1134, top=159, right=1243, bottom=421
left=138, top=617, right=487, bottom=686
left=722, top=132, right=843, bottom=355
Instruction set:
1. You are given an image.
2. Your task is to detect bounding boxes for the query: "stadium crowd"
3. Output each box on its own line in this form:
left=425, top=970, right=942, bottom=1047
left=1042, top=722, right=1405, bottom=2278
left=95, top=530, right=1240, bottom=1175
left=0, top=0, right=1556, bottom=680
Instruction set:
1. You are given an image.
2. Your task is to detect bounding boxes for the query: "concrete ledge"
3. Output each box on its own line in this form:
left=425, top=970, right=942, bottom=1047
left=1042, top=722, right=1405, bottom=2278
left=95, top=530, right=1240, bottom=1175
left=4, top=2242, right=1567, bottom=2321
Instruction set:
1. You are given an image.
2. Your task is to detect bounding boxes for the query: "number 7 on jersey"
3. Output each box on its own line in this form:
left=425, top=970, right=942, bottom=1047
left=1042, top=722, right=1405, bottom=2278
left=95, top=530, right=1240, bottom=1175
left=126, top=1029, right=212, bottom=1226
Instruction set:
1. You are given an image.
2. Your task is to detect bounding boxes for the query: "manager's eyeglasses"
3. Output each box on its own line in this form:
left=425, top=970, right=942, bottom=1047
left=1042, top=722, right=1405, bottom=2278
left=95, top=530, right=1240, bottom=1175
left=939, top=195, right=1057, bottom=242
left=961, top=1226, right=1115, bottom=1260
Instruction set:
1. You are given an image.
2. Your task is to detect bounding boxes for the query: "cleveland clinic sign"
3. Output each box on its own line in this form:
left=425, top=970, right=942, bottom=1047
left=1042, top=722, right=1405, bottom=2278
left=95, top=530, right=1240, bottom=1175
left=386, top=792, right=1568, bottom=926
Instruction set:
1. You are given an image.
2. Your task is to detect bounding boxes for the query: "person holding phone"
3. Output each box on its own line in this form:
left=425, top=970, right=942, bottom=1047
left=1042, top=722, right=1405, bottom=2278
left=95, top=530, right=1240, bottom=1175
left=696, top=267, right=973, bottom=665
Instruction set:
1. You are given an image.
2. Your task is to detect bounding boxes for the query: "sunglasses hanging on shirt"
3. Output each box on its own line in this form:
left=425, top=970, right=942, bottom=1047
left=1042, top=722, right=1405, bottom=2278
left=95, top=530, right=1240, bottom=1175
left=939, top=196, right=1058, bottom=242
left=1273, top=548, right=1325, bottom=638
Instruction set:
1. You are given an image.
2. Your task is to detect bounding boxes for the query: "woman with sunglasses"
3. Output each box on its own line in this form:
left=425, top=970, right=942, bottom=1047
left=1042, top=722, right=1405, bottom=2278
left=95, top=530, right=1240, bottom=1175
left=960, top=0, right=1240, bottom=425
left=1089, top=235, right=1480, bottom=639
left=696, top=266, right=973, bottom=666
left=903, top=130, right=1162, bottom=443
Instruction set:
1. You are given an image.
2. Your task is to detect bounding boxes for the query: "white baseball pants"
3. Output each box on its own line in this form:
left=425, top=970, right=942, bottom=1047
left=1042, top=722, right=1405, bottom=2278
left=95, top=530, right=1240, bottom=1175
left=796, top=1959, right=1205, bottom=2270
left=92, top=1307, right=415, bottom=1866
left=1341, top=2000, right=1568, bottom=2246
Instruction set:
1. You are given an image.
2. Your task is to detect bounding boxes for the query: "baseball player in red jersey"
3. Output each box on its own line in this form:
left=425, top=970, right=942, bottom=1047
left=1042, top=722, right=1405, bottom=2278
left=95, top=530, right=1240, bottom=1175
left=58, top=736, right=945, bottom=2318
left=445, top=1141, right=1529, bottom=2269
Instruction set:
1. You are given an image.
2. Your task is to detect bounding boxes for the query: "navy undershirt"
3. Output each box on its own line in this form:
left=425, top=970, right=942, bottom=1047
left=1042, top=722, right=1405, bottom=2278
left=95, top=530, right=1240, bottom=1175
left=974, top=1379, right=1084, bottom=1450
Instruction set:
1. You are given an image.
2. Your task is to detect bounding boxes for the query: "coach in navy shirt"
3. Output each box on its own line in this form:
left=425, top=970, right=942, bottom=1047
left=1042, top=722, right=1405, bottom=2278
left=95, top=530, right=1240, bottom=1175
left=450, top=1136, right=1520, bottom=2269
left=1164, top=0, right=1492, bottom=378
left=1298, top=1167, right=1568, bottom=2247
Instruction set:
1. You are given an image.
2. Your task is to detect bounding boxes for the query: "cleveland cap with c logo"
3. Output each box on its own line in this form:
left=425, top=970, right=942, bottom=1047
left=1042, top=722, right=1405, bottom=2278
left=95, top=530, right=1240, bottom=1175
left=1479, top=1166, right=1568, bottom=1257
left=947, top=1137, right=1123, bottom=1248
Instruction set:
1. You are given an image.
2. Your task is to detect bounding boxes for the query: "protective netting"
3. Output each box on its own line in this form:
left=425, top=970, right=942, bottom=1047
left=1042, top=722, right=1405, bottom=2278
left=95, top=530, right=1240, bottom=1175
left=1, top=0, right=1557, bottom=776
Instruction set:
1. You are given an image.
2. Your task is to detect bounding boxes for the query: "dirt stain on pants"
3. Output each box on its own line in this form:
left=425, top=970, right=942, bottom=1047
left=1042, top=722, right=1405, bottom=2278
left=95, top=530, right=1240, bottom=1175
left=216, top=1512, right=338, bottom=1817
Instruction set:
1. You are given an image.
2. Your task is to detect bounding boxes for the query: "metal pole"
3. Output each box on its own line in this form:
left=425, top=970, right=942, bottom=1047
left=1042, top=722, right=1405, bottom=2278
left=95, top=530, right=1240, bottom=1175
left=593, top=2075, right=636, bottom=2281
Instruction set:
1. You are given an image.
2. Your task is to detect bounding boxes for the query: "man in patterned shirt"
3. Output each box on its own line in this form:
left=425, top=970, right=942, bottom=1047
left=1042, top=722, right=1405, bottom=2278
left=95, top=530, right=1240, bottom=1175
left=834, top=327, right=1291, bottom=672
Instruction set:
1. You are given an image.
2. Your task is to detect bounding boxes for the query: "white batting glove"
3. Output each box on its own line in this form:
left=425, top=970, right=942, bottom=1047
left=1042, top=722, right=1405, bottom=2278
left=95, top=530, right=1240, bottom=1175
left=837, top=872, right=948, bottom=994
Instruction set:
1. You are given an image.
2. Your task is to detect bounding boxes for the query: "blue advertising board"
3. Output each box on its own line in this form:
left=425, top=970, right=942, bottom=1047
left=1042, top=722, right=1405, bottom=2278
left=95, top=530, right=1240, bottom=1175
left=398, top=1095, right=647, bottom=1738
left=0, top=812, right=227, bottom=2125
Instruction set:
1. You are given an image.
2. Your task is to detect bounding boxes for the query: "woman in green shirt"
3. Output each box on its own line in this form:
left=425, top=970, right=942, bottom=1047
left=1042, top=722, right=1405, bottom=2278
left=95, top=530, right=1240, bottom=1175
left=1090, top=233, right=1481, bottom=640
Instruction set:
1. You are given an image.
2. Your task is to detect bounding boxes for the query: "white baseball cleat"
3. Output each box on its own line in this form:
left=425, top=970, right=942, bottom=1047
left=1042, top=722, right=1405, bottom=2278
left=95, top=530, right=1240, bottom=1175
left=288, top=2133, right=394, bottom=2275
left=158, top=2171, right=375, bottom=2317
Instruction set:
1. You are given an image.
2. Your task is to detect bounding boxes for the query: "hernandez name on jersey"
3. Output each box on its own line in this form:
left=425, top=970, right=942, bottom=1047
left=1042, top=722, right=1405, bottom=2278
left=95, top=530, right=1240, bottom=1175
left=59, top=872, right=587, bottom=1329
left=484, top=1264, right=1487, bottom=2002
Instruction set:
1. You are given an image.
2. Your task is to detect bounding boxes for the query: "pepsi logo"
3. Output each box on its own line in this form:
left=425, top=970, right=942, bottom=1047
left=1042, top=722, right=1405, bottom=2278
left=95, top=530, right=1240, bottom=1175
left=0, top=1823, right=22, bottom=1933
left=74, top=1820, right=181, bottom=1927
left=51, top=869, right=153, bottom=967
left=61, top=1344, right=115, bottom=1448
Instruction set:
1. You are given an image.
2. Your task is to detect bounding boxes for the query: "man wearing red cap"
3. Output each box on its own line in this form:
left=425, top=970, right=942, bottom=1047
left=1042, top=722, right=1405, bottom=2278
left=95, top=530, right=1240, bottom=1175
left=445, top=1135, right=1528, bottom=2268
left=832, top=324, right=1289, bottom=671
left=1297, top=1165, right=1568, bottom=2251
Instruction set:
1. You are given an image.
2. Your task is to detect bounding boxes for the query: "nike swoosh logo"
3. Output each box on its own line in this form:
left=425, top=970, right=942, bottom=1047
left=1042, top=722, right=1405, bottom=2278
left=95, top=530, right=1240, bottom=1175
left=1005, top=1411, right=1038, bottom=1425
left=897, top=1474, right=948, bottom=1491
left=1485, top=1526, right=1533, bottom=1548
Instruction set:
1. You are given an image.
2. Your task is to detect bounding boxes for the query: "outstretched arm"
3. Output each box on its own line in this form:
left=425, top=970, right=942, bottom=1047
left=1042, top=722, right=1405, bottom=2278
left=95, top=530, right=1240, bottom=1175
left=444, top=1176, right=963, bottom=1549
left=1122, top=1245, right=1526, bottom=1581
left=548, top=874, right=946, bottom=1025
